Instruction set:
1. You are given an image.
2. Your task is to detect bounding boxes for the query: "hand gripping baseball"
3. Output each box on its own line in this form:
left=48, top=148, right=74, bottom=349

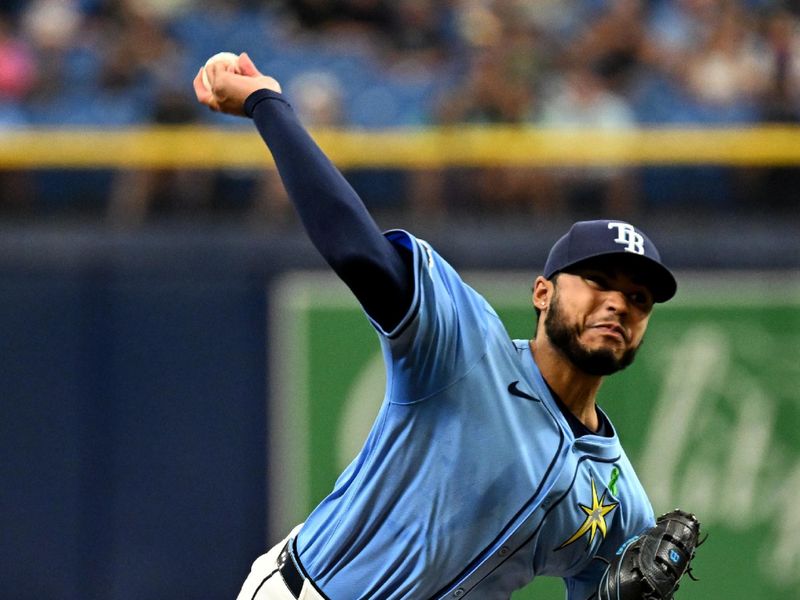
left=193, top=52, right=282, bottom=117
left=596, top=509, right=704, bottom=600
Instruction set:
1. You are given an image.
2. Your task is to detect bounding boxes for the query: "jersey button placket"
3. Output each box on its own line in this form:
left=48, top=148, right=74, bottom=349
left=453, top=588, right=464, bottom=597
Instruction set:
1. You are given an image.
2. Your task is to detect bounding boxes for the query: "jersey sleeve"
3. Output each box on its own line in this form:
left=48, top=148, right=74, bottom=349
left=369, top=229, right=493, bottom=404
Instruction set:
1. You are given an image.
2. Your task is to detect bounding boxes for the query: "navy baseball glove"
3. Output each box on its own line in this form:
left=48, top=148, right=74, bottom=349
left=596, top=509, right=703, bottom=600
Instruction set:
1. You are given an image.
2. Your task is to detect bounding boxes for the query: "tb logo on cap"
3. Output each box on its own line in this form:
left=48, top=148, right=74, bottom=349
left=608, top=222, right=644, bottom=255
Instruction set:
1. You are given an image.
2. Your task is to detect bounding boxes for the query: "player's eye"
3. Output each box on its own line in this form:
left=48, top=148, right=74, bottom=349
left=584, top=274, right=608, bottom=289
left=628, top=290, right=653, bottom=309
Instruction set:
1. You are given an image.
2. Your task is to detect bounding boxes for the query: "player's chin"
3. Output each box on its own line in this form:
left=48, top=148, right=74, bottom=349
left=583, top=338, right=638, bottom=369
left=572, top=349, right=627, bottom=376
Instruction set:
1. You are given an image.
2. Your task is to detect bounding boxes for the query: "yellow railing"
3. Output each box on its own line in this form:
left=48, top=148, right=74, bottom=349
left=2, top=125, right=800, bottom=168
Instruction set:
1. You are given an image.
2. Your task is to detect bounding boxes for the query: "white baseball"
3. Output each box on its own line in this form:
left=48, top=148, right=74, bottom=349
left=201, top=52, right=240, bottom=91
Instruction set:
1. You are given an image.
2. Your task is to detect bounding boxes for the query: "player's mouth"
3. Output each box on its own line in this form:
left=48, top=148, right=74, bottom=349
left=590, top=322, right=628, bottom=342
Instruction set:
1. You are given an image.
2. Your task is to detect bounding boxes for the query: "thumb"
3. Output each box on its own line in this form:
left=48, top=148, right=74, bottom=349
left=238, top=52, right=261, bottom=77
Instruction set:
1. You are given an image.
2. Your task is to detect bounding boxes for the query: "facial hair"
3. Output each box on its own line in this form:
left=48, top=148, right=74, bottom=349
left=543, top=290, right=640, bottom=376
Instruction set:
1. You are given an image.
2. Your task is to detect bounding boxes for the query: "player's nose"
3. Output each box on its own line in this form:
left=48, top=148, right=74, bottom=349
left=601, top=289, right=630, bottom=315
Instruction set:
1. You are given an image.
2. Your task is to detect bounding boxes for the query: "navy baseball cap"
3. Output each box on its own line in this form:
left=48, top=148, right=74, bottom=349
left=544, top=220, right=677, bottom=302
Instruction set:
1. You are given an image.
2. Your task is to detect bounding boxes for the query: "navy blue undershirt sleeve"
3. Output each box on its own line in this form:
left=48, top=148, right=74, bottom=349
left=245, top=89, right=413, bottom=331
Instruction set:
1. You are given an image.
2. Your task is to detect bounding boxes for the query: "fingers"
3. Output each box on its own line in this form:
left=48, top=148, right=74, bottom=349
left=238, top=52, right=260, bottom=77
left=192, top=67, right=219, bottom=111
left=236, top=53, right=282, bottom=92
left=237, top=54, right=282, bottom=93
left=206, top=60, right=236, bottom=88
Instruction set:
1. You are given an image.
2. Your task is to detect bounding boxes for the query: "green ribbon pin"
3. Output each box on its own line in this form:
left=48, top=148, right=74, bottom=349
left=608, top=467, right=620, bottom=496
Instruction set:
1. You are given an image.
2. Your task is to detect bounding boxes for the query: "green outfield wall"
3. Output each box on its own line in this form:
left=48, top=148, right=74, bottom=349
left=269, top=271, right=800, bottom=599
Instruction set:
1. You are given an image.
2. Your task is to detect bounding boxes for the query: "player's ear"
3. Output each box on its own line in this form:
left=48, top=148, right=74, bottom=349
left=532, top=276, right=552, bottom=311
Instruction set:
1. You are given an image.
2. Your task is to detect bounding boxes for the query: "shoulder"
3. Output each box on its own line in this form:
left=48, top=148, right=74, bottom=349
left=384, top=229, right=443, bottom=276
left=384, top=228, right=493, bottom=311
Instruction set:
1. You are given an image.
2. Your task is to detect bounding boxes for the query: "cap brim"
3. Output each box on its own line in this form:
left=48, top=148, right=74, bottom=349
left=558, top=252, right=677, bottom=303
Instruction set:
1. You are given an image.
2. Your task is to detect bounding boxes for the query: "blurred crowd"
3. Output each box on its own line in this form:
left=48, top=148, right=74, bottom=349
left=1, top=0, right=799, bottom=222
left=4, top=0, right=800, bottom=127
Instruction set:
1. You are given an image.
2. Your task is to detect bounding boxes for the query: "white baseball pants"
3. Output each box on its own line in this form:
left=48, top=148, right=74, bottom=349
left=237, top=524, right=326, bottom=600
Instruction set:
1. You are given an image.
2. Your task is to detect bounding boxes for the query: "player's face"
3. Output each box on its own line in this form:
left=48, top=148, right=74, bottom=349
left=543, top=265, right=654, bottom=376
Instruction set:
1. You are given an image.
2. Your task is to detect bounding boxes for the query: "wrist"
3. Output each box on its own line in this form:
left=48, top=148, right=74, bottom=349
left=244, top=89, right=289, bottom=118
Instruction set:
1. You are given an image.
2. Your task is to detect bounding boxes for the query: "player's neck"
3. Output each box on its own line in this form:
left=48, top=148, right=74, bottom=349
left=529, top=338, right=603, bottom=431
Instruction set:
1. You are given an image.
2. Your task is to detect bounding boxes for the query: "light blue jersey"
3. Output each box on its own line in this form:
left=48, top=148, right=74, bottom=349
left=296, top=230, right=655, bottom=600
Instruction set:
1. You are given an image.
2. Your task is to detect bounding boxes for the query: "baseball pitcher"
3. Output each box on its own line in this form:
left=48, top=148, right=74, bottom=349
left=194, top=53, right=702, bottom=600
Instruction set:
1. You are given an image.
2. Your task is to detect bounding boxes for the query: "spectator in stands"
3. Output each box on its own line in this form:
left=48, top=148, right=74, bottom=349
left=538, top=62, right=638, bottom=218
left=682, top=2, right=768, bottom=119
left=285, top=0, right=393, bottom=35
left=754, top=7, right=800, bottom=211
left=759, top=7, right=800, bottom=122
left=0, top=15, right=36, bottom=101
left=0, top=16, right=34, bottom=214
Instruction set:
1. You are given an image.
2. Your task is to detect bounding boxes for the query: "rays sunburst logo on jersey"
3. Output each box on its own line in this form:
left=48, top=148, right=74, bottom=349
left=557, top=477, right=619, bottom=550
